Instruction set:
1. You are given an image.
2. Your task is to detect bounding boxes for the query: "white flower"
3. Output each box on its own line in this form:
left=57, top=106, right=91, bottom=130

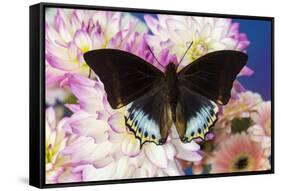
left=45, top=107, right=71, bottom=183
left=144, top=15, right=250, bottom=72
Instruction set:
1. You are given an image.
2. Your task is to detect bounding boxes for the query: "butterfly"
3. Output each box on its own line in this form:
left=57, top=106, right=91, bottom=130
left=83, top=46, right=248, bottom=148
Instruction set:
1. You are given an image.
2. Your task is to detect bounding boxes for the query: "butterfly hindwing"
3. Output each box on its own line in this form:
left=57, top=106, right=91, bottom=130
left=178, top=50, right=248, bottom=105
left=125, top=91, right=172, bottom=147
left=175, top=86, right=219, bottom=142
left=83, top=49, right=164, bottom=109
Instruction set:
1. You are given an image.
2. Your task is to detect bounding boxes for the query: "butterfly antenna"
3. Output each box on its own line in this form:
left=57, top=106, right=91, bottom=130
left=178, top=41, right=193, bottom=65
left=88, top=69, right=92, bottom=78
left=146, top=45, right=161, bottom=65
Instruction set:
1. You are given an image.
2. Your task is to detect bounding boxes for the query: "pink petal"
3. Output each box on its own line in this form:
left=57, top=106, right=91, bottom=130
left=73, top=30, right=92, bottom=52
left=46, top=53, right=78, bottom=71
left=144, top=15, right=159, bottom=34
left=239, top=66, right=254, bottom=76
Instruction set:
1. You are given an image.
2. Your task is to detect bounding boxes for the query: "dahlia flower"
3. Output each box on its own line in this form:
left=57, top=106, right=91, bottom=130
left=45, top=107, right=71, bottom=183
left=45, top=8, right=149, bottom=104
left=215, top=91, right=263, bottom=138
left=247, top=101, right=271, bottom=156
left=210, top=133, right=270, bottom=173
left=61, top=74, right=202, bottom=181
left=144, top=15, right=250, bottom=66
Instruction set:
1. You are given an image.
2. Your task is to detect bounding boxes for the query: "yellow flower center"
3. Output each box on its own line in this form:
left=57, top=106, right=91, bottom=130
left=230, top=153, right=254, bottom=172
left=188, top=39, right=209, bottom=61
left=46, top=144, right=54, bottom=164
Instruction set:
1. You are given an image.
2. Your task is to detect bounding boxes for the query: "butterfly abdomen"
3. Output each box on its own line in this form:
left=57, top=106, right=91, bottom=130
left=164, top=63, right=178, bottom=122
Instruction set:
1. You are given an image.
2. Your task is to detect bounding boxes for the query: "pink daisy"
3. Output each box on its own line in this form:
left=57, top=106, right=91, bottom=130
left=211, top=133, right=270, bottom=173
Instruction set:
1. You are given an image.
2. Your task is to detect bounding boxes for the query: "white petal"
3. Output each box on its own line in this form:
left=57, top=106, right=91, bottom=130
left=211, top=42, right=226, bottom=50
left=93, top=155, right=114, bottom=168
left=46, top=107, right=56, bottom=130
left=221, top=37, right=237, bottom=49
left=200, top=23, right=211, bottom=38
left=113, top=157, right=134, bottom=179
left=172, top=139, right=200, bottom=151
left=70, top=116, right=110, bottom=142
left=164, top=144, right=176, bottom=160
left=210, top=27, right=224, bottom=41
left=163, top=161, right=182, bottom=176
left=88, top=141, right=112, bottom=162
left=108, top=112, right=126, bottom=133
left=144, top=144, right=168, bottom=168
left=133, top=167, right=149, bottom=178
left=82, top=162, right=116, bottom=181
left=63, top=137, right=97, bottom=163
left=74, top=30, right=92, bottom=52
left=121, top=135, right=141, bottom=157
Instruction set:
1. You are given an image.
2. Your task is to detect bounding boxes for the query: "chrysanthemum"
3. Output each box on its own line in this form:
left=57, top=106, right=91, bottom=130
left=61, top=74, right=202, bottom=181
left=45, top=107, right=72, bottom=183
left=247, top=101, right=271, bottom=156
left=45, top=8, right=148, bottom=104
left=211, top=133, right=270, bottom=173
left=250, top=101, right=271, bottom=136
left=144, top=15, right=250, bottom=66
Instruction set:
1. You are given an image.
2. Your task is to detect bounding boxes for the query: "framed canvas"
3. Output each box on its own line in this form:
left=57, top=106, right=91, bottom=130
left=29, top=2, right=274, bottom=188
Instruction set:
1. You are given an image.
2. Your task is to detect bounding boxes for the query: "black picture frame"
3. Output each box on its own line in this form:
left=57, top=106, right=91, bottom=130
left=29, top=2, right=274, bottom=189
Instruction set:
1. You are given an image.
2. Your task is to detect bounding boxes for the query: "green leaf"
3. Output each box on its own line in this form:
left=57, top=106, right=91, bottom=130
left=64, top=94, right=77, bottom=104
left=231, top=117, right=253, bottom=134
left=202, top=164, right=212, bottom=174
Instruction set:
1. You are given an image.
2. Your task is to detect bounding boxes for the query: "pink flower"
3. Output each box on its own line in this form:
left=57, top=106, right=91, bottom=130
left=216, top=91, right=263, bottom=138
left=251, top=101, right=271, bottom=136
left=211, top=133, right=270, bottom=173
left=247, top=101, right=271, bottom=157
left=45, top=8, right=149, bottom=104
left=61, top=74, right=202, bottom=181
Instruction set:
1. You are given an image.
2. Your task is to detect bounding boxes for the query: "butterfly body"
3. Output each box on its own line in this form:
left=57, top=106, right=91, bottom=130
left=84, top=48, right=248, bottom=148
left=162, top=63, right=179, bottom=122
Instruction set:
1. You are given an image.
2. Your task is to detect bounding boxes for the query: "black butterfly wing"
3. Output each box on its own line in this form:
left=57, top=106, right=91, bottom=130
left=178, top=50, right=248, bottom=105
left=125, top=90, right=172, bottom=148
left=176, top=50, right=248, bottom=142
left=83, top=49, right=164, bottom=109
left=175, top=87, right=218, bottom=142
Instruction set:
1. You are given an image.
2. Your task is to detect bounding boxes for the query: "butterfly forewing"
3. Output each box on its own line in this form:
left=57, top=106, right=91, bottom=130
left=178, top=50, right=248, bottom=105
left=83, top=49, right=164, bottom=109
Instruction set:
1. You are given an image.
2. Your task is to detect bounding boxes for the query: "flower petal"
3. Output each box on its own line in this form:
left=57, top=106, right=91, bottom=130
left=144, top=144, right=168, bottom=168
left=82, top=162, right=116, bottom=181
left=108, top=112, right=126, bottom=133
left=121, top=134, right=141, bottom=157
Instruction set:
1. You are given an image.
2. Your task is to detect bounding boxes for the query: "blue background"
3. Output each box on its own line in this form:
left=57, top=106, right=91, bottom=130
left=133, top=14, right=272, bottom=100
left=234, top=19, right=272, bottom=100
